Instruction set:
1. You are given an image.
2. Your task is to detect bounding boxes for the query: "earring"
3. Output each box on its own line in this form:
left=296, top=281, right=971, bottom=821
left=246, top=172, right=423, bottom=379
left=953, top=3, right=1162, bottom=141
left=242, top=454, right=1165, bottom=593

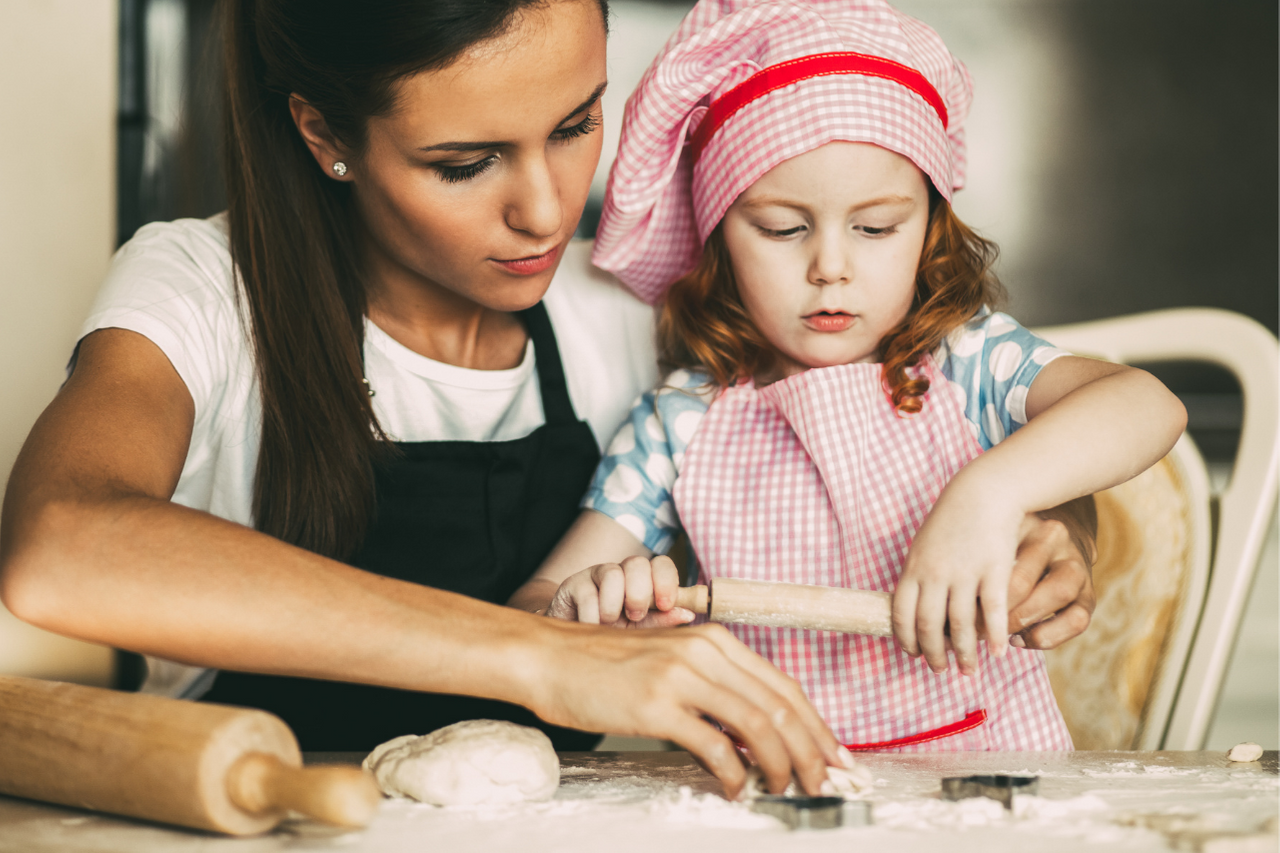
left=332, top=161, right=348, bottom=177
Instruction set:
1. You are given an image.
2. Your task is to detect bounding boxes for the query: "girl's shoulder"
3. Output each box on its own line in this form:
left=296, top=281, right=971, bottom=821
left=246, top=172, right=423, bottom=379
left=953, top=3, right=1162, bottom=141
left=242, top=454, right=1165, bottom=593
left=934, top=309, right=1071, bottom=448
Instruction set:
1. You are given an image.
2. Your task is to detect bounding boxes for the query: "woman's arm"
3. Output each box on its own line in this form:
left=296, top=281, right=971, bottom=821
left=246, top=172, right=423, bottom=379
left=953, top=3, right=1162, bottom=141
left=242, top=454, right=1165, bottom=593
left=895, top=357, right=1185, bottom=673
left=0, top=329, right=843, bottom=797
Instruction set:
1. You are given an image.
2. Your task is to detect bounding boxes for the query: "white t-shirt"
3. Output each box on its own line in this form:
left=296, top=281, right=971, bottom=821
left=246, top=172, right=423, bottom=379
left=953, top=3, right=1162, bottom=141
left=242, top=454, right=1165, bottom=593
left=80, top=213, right=659, bottom=695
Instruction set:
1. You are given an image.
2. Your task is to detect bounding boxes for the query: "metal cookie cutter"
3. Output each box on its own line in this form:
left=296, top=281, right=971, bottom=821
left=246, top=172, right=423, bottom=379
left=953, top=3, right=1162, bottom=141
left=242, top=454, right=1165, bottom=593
left=750, top=795, right=874, bottom=830
left=941, top=775, right=1039, bottom=809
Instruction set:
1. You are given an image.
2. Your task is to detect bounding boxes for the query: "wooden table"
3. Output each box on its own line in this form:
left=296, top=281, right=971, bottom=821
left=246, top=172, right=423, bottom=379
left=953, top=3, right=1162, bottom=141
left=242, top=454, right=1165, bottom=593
left=0, top=751, right=1274, bottom=852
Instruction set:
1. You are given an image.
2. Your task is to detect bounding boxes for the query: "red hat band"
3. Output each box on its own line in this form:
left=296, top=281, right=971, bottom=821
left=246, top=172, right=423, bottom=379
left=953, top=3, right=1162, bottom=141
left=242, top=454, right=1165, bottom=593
left=688, top=51, right=950, bottom=163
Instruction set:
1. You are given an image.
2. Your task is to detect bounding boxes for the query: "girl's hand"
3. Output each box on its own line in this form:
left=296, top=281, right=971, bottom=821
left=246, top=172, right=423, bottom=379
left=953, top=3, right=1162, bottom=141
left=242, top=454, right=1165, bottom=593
left=546, top=554, right=695, bottom=629
left=891, top=475, right=1023, bottom=675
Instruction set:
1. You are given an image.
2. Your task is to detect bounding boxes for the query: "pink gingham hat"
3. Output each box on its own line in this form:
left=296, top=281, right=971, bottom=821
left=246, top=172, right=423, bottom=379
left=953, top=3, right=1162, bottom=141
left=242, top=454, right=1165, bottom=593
left=592, top=0, right=973, bottom=304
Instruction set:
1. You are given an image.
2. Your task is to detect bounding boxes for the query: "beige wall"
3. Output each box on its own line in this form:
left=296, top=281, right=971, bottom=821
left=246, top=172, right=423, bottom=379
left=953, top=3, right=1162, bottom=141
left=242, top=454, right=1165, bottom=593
left=0, top=0, right=118, bottom=685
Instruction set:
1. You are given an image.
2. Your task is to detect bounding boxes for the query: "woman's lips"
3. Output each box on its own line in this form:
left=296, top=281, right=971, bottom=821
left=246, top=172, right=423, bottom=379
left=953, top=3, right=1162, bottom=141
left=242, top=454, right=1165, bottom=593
left=804, top=311, right=854, bottom=333
left=492, top=246, right=560, bottom=276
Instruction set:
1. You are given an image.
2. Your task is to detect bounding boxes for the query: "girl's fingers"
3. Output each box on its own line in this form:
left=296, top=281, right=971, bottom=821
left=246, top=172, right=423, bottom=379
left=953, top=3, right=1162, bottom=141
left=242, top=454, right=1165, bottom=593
left=569, top=574, right=602, bottom=625
left=620, top=555, right=656, bottom=623
left=915, top=585, right=951, bottom=673
left=978, top=574, right=1010, bottom=657
left=545, top=585, right=578, bottom=621
left=636, top=607, right=696, bottom=629
left=946, top=585, right=979, bottom=676
left=591, top=563, right=626, bottom=625
left=651, top=555, right=681, bottom=612
left=892, top=579, right=922, bottom=657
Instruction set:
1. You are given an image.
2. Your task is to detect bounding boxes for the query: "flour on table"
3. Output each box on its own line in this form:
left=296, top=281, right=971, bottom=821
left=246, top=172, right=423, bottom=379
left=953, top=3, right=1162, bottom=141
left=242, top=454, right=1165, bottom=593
left=363, top=720, right=559, bottom=806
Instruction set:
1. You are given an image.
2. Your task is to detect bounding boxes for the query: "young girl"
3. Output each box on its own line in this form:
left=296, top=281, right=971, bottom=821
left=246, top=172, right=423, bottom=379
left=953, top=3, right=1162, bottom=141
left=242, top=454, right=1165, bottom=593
left=510, top=0, right=1185, bottom=750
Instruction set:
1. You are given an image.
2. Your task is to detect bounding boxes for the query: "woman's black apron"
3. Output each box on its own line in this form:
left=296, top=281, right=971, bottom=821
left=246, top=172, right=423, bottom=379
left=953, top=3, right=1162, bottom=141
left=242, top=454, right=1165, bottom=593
left=203, top=303, right=603, bottom=751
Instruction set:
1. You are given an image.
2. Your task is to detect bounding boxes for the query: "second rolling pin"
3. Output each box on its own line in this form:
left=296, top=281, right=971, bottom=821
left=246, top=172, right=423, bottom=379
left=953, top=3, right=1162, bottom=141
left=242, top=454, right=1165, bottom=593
left=673, top=578, right=893, bottom=637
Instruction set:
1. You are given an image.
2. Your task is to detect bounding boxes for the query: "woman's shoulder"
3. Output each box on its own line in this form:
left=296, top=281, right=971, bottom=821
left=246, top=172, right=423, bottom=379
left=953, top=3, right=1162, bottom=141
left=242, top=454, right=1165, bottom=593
left=82, top=212, right=248, bottom=414
left=96, top=213, right=238, bottom=313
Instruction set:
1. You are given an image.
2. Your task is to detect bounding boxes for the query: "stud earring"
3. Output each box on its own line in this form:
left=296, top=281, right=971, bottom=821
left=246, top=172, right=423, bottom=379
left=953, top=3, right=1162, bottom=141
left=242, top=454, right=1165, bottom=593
left=332, top=161, right=348, bottom=177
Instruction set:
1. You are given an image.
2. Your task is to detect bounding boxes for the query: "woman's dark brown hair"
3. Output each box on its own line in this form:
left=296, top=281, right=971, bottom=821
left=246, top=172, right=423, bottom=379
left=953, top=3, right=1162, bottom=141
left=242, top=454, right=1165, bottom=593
left=221, top=0, right=607, bottom=558
left=659, top=192, right=1005, bottom=413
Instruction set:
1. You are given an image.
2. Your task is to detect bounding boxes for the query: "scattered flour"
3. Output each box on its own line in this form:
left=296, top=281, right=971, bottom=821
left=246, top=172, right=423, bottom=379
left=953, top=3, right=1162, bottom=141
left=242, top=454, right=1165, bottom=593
left=653, top=785, right=783, bottom=830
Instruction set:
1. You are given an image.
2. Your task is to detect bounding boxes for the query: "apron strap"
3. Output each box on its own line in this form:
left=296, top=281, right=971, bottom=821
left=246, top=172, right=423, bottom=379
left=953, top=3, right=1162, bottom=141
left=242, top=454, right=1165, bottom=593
left=518, top=301, right=578, bottom=427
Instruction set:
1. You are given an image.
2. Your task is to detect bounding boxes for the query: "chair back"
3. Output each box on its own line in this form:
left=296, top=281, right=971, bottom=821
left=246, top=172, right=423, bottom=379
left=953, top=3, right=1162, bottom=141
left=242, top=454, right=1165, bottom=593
left=1043, top=435, right=1211, bottom=749
left=1034, top=308, right=1279, bottom=748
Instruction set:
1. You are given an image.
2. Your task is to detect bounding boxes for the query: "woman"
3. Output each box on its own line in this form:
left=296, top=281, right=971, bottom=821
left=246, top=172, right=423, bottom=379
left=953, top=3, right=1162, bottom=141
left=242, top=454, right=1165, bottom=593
left=0, top=0, right=1094, bottom=797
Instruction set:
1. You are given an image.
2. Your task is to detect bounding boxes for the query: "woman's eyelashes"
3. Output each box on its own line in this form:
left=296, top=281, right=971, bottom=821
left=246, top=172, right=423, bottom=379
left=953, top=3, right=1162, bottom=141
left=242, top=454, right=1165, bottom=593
left=435, top=156, right=498, bottom=184
left=552, top=110, right=601, bottom=142
left=432, top=112, right=601, bottom=184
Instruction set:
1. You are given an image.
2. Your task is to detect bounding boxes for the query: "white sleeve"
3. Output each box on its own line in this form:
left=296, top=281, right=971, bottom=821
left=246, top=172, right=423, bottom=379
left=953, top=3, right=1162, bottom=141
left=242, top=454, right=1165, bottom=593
left=78, top=217, right=244, bottom=421
left=543, top=239, right=661, bottom=449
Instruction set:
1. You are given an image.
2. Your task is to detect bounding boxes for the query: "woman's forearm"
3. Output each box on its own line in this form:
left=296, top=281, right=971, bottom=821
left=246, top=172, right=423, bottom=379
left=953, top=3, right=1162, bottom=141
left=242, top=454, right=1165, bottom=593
left=1, top=486, right=549, bottom=707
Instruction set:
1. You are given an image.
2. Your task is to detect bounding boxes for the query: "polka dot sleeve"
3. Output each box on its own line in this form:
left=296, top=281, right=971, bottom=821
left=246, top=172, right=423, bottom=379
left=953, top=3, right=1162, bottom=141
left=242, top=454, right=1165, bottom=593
left=937, top=311, right=1071, bottom=450
left=581, top=370, right=713, bottom=554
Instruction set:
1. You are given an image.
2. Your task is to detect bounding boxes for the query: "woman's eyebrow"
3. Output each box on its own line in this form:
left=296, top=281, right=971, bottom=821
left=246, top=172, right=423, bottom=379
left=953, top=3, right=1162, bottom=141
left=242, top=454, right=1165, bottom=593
left=418, top=82, right=607, bottom=153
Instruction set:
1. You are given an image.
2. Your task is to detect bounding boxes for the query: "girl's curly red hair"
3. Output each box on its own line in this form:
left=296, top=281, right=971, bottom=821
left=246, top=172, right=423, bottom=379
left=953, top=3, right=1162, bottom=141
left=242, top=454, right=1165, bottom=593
left=657, top=194, right=1005, bottom=413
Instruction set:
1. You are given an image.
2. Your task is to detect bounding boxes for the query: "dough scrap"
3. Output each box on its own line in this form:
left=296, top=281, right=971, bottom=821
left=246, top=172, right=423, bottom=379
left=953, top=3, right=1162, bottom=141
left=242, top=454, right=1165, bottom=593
left=1227, top=742, right=1264, bottom=762
left=363, top=720, right=560, bottom=806
left=738, top=763, right=874, bottom=801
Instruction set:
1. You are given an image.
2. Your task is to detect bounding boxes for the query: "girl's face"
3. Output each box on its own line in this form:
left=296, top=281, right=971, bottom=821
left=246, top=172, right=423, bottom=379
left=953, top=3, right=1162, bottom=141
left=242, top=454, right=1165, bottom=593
left=720, top=142, right=931, bottom=383
left=349, top=0, right=607, bottom=313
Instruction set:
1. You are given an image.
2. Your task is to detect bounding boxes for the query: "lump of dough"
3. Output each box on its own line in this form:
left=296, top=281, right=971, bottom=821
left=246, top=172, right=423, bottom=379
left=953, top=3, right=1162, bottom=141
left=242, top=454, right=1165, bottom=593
left=363, top=720, right=560, bottom=806
left=1227, top=742, right=1264, bottom=762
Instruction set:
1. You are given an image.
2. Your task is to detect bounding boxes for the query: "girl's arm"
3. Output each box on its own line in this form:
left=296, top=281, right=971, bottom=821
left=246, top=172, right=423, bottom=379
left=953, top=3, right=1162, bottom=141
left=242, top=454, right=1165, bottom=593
left=894, top=357, right=1186, bottom=674
left=0, top=329, right=843, bottom=797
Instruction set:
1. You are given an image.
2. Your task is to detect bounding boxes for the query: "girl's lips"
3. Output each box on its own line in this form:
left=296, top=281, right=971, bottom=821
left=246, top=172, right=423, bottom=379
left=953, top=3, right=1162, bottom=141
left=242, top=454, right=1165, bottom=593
left=804, top=311, right=854, bottom=333
left=491, top=246, right=560, bottom=276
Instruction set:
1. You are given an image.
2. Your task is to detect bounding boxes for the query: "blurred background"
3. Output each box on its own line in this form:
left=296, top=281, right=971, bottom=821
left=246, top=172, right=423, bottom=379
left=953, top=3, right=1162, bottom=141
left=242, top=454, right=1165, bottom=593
left=1, top=0, right=1274, bottom=749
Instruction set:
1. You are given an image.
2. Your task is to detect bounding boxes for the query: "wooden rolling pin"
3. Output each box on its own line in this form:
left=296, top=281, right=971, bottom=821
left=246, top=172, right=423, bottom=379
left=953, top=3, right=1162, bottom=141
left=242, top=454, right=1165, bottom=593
left=0, top=675, right=379, bottom=835
left=674, top=578, right=893, bottom=637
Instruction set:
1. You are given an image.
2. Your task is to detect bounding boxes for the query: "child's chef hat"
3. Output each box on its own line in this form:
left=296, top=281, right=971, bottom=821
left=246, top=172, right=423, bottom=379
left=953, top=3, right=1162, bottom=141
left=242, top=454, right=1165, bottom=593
left=593, top=0, right=973, bottom=303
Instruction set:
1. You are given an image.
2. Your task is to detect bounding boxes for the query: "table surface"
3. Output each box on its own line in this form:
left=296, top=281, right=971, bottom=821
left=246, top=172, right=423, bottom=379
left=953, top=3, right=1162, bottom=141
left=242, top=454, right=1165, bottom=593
left=0, top=751, right=1275, bottom=853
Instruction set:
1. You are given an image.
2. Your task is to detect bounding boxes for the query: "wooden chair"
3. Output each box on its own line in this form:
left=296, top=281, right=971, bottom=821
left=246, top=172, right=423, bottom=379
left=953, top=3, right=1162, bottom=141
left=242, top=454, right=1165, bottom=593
left=1034, top=308, right=1278, bottom=749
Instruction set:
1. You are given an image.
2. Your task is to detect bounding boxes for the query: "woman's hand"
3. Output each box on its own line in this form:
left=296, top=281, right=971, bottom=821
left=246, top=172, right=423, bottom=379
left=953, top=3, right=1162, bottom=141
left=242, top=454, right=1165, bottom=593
left=1006, top=498, right=1097, bottom=650
left=524, top=619, right=851, bottom=798
left=547, top=555, right=695, bottom=628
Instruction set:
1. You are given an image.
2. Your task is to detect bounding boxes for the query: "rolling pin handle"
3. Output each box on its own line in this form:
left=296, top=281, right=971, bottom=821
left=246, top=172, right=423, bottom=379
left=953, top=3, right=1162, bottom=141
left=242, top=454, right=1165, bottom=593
left=674, top=584, right=710, bottom=614
left=227, top=752, right=380, bottom=828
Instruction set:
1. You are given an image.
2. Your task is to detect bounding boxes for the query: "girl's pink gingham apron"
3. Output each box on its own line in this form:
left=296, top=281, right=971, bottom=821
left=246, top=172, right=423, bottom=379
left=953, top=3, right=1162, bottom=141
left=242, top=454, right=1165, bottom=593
left=672, top=357, right=1072, bottom=751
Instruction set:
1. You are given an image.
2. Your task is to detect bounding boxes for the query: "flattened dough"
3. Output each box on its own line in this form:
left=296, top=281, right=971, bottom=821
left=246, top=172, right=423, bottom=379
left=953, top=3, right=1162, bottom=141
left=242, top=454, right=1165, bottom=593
left=363, top=720, right=560, bottom=806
